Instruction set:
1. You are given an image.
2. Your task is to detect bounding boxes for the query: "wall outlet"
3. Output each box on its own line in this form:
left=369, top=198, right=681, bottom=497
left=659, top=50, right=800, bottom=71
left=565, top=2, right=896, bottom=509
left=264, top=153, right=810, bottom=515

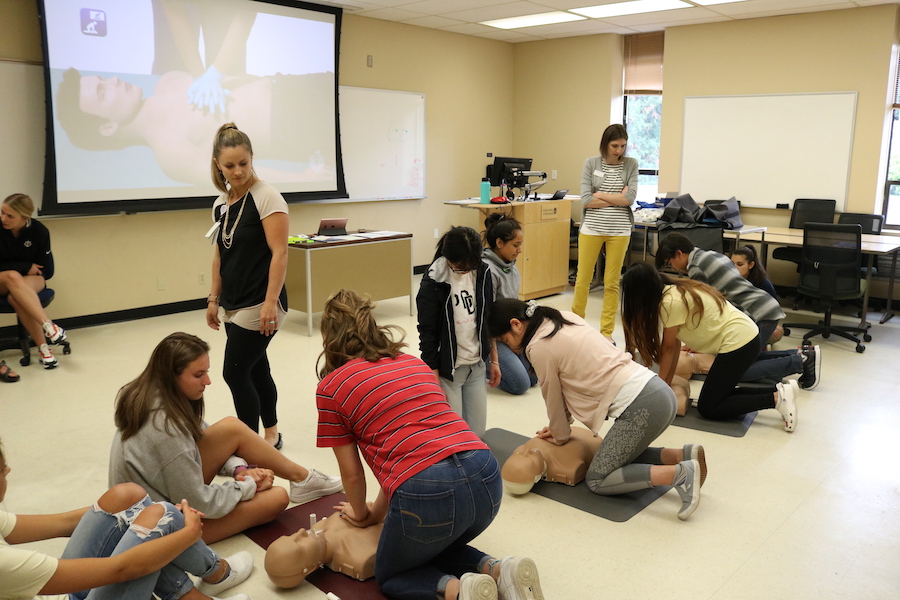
left=434, top=228, right=439, bottom=238
left=552, top=169, right=558, bottom=180
left=366, top=55, right=373, bottom=68
left=198, top=273, right=206, bottom=285
left=157, top=277, right=166, bottom=291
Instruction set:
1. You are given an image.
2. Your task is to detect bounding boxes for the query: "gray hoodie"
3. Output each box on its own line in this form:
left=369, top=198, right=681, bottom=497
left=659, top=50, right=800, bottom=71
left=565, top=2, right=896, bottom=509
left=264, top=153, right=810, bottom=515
left=482, top=248, right=520, bottom=300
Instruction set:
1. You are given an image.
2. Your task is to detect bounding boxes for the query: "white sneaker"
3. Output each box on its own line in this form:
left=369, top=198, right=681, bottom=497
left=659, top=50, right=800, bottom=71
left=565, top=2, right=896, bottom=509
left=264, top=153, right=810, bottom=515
left=38, top=344, right=57, bottom=369
left=498, top=556, right=543, bottom=600
left=289, top=469, right=343, bottom=504
left=673, top=459, right=701, bottom=521
left=42, top=321, right=66, bottom=344
left=459, top=572, right=497, bottom=600
left=199, top=551, right=253, bottom=597
left=775, top=381, right=798, bottom=432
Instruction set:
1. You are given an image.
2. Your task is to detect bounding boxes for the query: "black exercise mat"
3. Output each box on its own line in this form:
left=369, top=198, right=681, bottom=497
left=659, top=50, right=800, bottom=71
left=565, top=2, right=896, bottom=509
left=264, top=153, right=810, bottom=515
left=669, top=404, right=757, bottom=437
left=483, top=428, right=669, bottom=523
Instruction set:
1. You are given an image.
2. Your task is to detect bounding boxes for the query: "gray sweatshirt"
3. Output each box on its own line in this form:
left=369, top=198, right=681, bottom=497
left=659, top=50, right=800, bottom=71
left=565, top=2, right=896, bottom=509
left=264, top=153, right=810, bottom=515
left=482, top=248, right=520, bottom=300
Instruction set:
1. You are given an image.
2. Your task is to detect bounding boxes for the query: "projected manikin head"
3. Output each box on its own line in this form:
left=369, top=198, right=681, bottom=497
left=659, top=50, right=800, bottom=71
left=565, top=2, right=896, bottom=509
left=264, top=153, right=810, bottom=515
left=77, top=74, right=143, bottom=135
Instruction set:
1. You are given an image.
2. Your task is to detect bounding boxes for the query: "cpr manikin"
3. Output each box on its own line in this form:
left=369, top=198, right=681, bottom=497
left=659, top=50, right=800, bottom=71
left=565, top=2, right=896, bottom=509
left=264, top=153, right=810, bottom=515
left=264, top=511, right=383, bottom=588
left=672, top=347, right=714, bottom=415
left=501, top=427, right=603, bottom=495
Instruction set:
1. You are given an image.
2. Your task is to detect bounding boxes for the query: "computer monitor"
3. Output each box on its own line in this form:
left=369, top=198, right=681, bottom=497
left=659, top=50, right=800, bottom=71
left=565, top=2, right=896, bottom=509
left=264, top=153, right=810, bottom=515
left=487, top=156, right=533, bottom=187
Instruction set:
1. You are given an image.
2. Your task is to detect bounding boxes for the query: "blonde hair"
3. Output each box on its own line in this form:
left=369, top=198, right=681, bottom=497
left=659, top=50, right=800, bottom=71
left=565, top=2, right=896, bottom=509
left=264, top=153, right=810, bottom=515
left=211, top=123, right=254, bottom=193
left=3, top=194, right=34, bottom=219
left=317, top=289, right=407, bottom=378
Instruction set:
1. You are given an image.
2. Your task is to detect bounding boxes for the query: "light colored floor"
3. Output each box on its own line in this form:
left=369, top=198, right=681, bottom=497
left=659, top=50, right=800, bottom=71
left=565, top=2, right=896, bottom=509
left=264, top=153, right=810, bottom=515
left=2, top=284, right=900, bottom=600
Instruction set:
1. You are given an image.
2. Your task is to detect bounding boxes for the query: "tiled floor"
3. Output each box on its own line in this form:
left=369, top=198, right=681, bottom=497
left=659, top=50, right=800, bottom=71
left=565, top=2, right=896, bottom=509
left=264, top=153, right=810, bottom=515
left=2, top=284, right=900, bottom=599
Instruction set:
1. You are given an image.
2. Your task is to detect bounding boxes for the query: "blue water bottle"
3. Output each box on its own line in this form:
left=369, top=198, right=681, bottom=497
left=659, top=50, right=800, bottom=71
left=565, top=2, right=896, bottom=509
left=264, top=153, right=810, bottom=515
left=480, top=177, right=491, bottom=204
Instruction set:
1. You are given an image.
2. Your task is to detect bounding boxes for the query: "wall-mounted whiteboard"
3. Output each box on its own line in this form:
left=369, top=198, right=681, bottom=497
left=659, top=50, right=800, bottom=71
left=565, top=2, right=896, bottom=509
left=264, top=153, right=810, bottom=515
left=339, top=86, right=425, bottom=202
left=680, top=92, right=857, bottom=211
left=0, top=60, right=45, bottom=203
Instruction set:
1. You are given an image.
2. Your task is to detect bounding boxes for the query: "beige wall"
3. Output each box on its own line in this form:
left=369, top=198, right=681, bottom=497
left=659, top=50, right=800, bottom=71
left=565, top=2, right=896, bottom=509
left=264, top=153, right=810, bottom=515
left=0, top=6, right=513, bottom=324
left=3, top=2, right=900, bottom=323
left=659, top=5, right=900, bottom=215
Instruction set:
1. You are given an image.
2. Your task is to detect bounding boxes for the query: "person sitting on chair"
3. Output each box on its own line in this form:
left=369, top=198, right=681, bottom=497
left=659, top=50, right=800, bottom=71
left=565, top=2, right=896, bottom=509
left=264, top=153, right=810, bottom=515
left=0, top=193, right=67, bottom=371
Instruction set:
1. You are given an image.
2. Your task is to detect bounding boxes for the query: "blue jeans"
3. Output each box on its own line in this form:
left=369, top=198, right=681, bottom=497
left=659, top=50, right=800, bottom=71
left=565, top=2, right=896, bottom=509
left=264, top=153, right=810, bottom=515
left=492, top=341, right=537, bottom=396
left=440, top=361, right=487, bottom=437
left=61, top=495, right=220, bottom=600
left=375, top=449, right=503, bottom=600
left=742, top=349, right=802, bottom=382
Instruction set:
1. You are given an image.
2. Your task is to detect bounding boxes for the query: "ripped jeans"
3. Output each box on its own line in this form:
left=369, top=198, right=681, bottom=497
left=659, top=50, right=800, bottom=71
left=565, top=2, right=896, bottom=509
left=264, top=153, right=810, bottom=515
left=60, top=495, right=221, bottom=600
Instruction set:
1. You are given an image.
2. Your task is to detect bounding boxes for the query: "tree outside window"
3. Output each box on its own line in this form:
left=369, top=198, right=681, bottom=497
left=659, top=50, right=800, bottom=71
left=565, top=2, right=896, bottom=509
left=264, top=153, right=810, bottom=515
left=625, top=94, right=661, bottom=204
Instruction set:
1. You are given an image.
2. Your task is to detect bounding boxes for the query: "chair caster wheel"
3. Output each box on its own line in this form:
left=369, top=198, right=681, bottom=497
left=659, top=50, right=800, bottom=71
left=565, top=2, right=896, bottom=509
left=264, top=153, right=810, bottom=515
left=823, top=333, right=830, bottom=339
left=863, top=333, right=872, bottom=342
left=19, top=356, right=30, bottom=367
left=783, top=327, right=791, bottom=336
left=63, top=345, right=71, bottom=355
left=856, top=344, right=866, bottom=353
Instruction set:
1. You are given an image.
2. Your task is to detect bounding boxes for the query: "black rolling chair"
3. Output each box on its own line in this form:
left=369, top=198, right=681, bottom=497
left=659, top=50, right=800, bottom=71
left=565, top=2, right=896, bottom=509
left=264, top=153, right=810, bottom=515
left=837, top=212, right=884, bottom=235
left=658, top=226, right=724, bottom=254
left=0, top=288, right=71, bottom=366
left=782, top=223, right=871, bottom=353
left=772, top=199, right=837, bottom=307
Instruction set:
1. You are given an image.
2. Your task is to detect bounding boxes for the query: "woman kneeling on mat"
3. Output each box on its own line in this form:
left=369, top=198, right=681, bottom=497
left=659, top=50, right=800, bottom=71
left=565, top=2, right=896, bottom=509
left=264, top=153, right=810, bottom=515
left=488, top=298, right=706, bottom=521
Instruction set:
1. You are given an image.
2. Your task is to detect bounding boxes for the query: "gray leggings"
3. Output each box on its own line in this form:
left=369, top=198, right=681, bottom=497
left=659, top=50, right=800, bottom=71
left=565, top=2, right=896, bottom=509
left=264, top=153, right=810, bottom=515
left=585, top=376, right=677, bottom=495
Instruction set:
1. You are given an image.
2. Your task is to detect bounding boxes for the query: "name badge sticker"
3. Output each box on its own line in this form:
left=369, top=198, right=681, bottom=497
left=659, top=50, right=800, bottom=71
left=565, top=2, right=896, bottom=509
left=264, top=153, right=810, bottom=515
left=593, top=170, right=603, bottom=178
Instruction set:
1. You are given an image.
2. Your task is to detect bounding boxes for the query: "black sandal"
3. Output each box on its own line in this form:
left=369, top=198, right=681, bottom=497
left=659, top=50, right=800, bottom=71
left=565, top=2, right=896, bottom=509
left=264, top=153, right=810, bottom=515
left=0, top=360, right=21, bottom=383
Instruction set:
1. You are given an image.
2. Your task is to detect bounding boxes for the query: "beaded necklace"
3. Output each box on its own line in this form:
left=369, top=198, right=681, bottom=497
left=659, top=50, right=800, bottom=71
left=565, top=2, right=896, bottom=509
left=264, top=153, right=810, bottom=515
left=221, top=190, right=249, bottom=250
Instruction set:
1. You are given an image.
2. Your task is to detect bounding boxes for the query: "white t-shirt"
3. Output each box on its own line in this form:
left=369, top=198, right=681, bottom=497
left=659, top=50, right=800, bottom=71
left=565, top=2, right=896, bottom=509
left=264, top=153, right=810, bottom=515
left=0, top=511, right=66, bottom=600
left=449, top=270, right=480, bottom=366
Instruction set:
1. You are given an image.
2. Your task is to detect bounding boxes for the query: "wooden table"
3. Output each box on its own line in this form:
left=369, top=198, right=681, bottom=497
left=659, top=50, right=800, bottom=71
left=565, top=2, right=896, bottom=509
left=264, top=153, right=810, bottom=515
left=286, top=232, right=414, bottom=335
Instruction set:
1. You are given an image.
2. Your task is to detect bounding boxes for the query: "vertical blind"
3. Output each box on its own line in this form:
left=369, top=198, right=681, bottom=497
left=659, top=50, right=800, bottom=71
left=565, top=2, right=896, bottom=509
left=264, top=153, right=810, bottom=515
left=624, top=31, right=664, bottom=94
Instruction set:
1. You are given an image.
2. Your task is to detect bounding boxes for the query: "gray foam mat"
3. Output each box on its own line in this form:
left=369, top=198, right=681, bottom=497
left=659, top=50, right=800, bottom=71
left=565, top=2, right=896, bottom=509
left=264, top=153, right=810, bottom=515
left=669, top=404, right=757, bottom=437
left=483, top=428, right=669, bottom=523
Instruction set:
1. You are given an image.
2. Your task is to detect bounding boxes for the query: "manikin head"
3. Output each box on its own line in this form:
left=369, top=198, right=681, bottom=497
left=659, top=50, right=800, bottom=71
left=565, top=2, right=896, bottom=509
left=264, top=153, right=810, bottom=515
left=264, top=528, right=328, bottom=589
left=501, top=446, right=546, bottom=495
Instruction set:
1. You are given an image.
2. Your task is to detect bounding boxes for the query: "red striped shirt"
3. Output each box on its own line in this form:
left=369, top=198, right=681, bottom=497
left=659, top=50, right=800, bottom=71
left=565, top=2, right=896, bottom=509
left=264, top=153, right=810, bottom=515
left=316, top=353, right=487, bottom=498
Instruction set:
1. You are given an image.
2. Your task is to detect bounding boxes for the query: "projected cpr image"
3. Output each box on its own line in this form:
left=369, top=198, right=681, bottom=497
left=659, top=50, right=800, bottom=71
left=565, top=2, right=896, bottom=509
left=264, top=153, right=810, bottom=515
left=42, top=0, right=340, bottom=207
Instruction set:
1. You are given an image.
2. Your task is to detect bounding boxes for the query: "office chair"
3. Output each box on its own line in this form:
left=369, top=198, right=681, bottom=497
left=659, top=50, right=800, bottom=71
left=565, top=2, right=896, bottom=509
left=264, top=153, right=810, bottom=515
left=772, top=199, right=837, bottom=308
left=0, top=288, right=72, bottom=366
left=658, top=226, right=724, bottom=254
left=837, top=212, right=883, bottom=235
left=782, top=223, right=871, bottom=353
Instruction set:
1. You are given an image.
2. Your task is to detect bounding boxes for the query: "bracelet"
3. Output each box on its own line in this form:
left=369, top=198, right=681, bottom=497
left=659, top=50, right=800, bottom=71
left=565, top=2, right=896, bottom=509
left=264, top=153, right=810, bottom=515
left=233, top=464, right=257, bottom=476
left=490, top=361, right=500, bottom=365
left=207, top=295, right=219, bottom=304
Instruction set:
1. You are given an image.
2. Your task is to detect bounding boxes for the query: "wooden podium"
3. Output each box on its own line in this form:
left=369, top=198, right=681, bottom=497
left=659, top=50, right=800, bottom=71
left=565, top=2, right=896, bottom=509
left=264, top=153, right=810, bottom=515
left=464, top=199, right=572, bottom=300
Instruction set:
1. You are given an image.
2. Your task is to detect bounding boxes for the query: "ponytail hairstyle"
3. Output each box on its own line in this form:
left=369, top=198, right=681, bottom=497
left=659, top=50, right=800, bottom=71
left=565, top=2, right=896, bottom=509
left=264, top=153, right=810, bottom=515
left=318, top=289, right=407, bottom=378
left=731, top=244, right=769, bottom=287
left=434, top=226, right=483, bottom=271
left=488, top=298, right=577, bottom=351
left=2, top=193, right=34, bottom=220
left=621, top=262, right=726, bottom=366
left=211, top=122, right=254, bottom=193
left=483, top=212, right=523, bottom=252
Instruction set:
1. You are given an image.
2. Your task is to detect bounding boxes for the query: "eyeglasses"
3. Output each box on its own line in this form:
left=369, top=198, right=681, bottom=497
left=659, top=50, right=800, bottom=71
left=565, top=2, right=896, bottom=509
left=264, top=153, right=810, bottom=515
left=449, top=263, right=474, bottom=274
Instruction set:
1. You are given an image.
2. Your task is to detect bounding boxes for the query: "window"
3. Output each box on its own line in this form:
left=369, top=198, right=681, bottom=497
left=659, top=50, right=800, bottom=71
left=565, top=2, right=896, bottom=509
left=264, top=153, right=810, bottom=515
left=624, top=32, right=663, bottom=204
left=883, top=52, right=900, bottom=228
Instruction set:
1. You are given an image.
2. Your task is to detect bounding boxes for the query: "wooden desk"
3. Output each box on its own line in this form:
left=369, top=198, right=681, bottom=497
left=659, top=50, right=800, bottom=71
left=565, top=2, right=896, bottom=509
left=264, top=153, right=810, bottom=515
left=460, top=199, right=572, bottom=300
left=746, top=227, right=900, bottom=326
left=286, top=232, right=414, bottom=335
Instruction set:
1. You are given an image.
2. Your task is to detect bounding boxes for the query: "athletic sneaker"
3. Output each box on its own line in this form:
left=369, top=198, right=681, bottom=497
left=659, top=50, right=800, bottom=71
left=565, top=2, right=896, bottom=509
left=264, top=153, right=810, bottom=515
left=673, top=459, right=701, bottom=521
left=498, top=556, right=544, bottom=600
left=775, top=381, right=798, bottom=432
left=459, top=573, right=498, bottom=600
left=289, top=469, right=343, bottom=504
left=682, top=444, right=707, bottom=487
left=798, top=344, right=821, bottom=390
left=42, top=321, right=66, bottom=344
left=38, top=344, right=57, bottom=369
left=199, top=551, right=253, bottom=597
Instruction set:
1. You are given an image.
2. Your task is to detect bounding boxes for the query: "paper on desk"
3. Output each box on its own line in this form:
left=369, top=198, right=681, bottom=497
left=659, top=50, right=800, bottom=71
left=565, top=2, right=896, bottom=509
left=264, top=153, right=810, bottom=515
left=311, top=234, right=366, bottom=242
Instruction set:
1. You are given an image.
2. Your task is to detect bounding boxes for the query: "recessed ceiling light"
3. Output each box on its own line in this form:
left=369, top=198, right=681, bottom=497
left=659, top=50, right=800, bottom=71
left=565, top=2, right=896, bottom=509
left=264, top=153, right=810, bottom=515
left=481, top=11, right=587, bottom=30
left=571, top=0, right=691, bottom=19
left=691, top=0, right=749, bottom=5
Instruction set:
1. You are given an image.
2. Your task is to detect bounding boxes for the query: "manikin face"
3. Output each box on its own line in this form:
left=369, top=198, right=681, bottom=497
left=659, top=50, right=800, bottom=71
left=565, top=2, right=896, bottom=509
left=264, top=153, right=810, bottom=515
left=494, top=230, right=524, bottom=263
left=667, top=250, right=690, bottom=273
left=215, top=145, right=254, bottom=191
left=506, top=447, right=545, bottom=483
left=605, top=138, right=627, bottom=163
left=0, top=204, right=27, bottom=232
left=731, top=254, right=753, bottom=279
left=176, top=354, right=211, bottom=401
left=266, top=528, right=327, bottom=587
left=498, top=318, right=526, bottom=353
left=79, top=75, right=143, bottom=126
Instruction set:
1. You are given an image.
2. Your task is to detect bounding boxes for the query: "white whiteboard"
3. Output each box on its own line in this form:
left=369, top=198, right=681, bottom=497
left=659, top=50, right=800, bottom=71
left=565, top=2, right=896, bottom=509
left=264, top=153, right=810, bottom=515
left=0, top=60, right=45, bottom=203
left=339, top=86, right=425, bottom=202
left=680, top=93, right=857, bottom=211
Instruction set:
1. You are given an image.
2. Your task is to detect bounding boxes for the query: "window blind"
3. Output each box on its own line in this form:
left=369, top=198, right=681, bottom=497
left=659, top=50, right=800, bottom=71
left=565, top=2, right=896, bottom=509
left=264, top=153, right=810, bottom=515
left=624, top=31, right=664, bottom=94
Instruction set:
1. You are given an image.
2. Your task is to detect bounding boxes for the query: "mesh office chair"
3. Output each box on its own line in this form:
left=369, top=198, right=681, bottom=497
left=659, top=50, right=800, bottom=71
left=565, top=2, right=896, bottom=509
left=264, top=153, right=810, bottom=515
left=837, top=212, right=883, bottom=235
left=782, top=223, right=871, bottom=353
left=772, top=199, right=837, bottom=308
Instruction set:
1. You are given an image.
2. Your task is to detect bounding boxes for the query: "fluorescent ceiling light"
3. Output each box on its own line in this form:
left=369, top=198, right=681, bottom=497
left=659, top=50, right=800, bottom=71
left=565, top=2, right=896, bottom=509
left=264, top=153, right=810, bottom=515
left=481, top=11, right=586, bottom=29
left=571, top=0, right=690, bottom=19
left=690, top=0, right=749, bottom=5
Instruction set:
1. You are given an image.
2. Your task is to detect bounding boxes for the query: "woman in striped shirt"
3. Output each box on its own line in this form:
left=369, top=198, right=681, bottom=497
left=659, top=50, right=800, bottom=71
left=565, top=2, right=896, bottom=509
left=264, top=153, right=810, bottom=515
left=315, top=289, right=543, bottom=600
left=572, top=124, right=638, bottom=342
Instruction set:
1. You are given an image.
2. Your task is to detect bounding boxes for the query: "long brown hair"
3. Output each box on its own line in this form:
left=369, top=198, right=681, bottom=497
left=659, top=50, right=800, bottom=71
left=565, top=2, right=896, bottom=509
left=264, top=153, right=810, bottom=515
left=621, top=263, right=725, bottom=366
left=317, top=289, right=407, bottom=378
left=114, top=333, right=210, bottom=442
left=211, top=122, right=254, bottom=193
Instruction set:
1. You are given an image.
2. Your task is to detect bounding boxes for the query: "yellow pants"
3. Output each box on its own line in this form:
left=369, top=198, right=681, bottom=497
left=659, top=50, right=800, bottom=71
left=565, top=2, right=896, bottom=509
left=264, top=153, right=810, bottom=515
left=571, top=233, right=630, bottom=337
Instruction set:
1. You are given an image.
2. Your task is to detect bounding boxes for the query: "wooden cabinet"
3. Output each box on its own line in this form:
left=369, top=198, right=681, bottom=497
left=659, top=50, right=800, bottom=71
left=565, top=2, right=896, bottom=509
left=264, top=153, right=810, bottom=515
left=466, top=199, right=571, bottom=300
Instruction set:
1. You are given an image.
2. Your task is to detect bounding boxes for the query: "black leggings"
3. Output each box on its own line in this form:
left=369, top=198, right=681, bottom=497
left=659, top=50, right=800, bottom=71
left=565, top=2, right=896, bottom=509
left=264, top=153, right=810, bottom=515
left=697, top=334, right=777, bottom=420
left=223, top=323, right=278, bottom=432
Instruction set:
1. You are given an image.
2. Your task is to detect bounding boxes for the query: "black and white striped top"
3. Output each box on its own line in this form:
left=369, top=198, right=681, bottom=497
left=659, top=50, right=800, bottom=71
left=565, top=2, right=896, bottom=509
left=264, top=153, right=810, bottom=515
left=581, top=160, right=632, bottom=236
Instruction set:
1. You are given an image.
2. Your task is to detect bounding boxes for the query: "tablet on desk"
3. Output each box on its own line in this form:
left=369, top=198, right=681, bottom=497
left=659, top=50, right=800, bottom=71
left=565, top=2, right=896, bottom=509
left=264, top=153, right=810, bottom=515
left=317, top=218, right=348, bottom=236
